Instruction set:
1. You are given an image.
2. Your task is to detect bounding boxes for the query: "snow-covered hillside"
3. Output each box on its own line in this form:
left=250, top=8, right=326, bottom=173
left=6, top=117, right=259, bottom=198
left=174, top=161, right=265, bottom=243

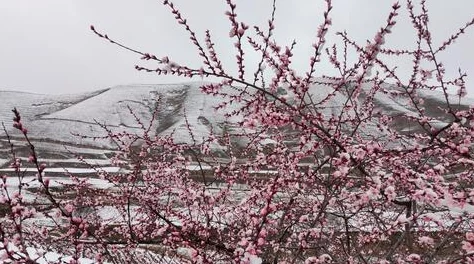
left=1, top=81, right=472, bottom=169
left=0, top=83, right=236, bottom=146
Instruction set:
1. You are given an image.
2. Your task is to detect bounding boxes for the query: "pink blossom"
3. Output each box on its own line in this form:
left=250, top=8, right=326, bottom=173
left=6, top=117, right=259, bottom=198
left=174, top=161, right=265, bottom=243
left=467, top=232, right=474, bottom=242
left=462, top=241, right=474, bottom=253
left=418, top=236, right=434, bottom=246
left=384, top=186, right=396, bottom=201
left=64, top=204, right=75, bottom=213
left=406, top=254, right=421, bottom=262
left=4, top=1, right=474, bottom=263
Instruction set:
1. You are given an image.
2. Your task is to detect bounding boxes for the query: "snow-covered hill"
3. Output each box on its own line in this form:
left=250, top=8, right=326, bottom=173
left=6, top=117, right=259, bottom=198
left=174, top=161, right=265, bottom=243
left=1, top=81, right=472, bottom=169
left=0, top=83, right=235, bottom=146
left=0, top=82, right=244, bottom=168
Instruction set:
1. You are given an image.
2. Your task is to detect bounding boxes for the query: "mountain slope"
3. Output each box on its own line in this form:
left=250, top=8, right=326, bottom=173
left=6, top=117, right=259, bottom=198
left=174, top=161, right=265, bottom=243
left=1, top=81, right=472, bottom=169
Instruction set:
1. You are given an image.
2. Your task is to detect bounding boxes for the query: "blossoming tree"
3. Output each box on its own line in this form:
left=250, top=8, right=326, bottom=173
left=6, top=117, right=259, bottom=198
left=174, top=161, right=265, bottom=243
left=2, top=0, right=474, bottom=263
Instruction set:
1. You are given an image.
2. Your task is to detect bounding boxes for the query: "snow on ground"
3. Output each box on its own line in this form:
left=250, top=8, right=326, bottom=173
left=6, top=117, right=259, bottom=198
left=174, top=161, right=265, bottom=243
left=156, top=83, right=244, bottom=145
left=2, top=81, right=473, bottom=152
left=27, top=248, right=96, bottom=264
left=0, top=167, right=120, bottom=174
left=0, top=90, right=101, bottom=127
left=1, top=83, right=243, bottom=149
left=25, top=158, right=112, bottom=165
left=373, top=90, right=419, bottom=117
left=0, top=159, right=8, bottom=167
left=417, top=88, right=474, bottom=106
left=43, top=85, right=159, bottom=129
left=0, top=244, right=97, bottom=264
left=1, top=174, right=115, bottom=201
left=1, top=244, right=180, bottom=264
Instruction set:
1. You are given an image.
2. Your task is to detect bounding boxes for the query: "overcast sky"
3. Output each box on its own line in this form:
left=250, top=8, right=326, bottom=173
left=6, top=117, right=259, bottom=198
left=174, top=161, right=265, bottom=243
left=1, top=1, right=474, bottom=95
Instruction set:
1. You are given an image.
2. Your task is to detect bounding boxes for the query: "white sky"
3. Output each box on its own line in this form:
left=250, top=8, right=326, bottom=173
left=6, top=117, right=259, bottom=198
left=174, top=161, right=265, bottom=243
left=1, top=1, right=474, bottom=95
